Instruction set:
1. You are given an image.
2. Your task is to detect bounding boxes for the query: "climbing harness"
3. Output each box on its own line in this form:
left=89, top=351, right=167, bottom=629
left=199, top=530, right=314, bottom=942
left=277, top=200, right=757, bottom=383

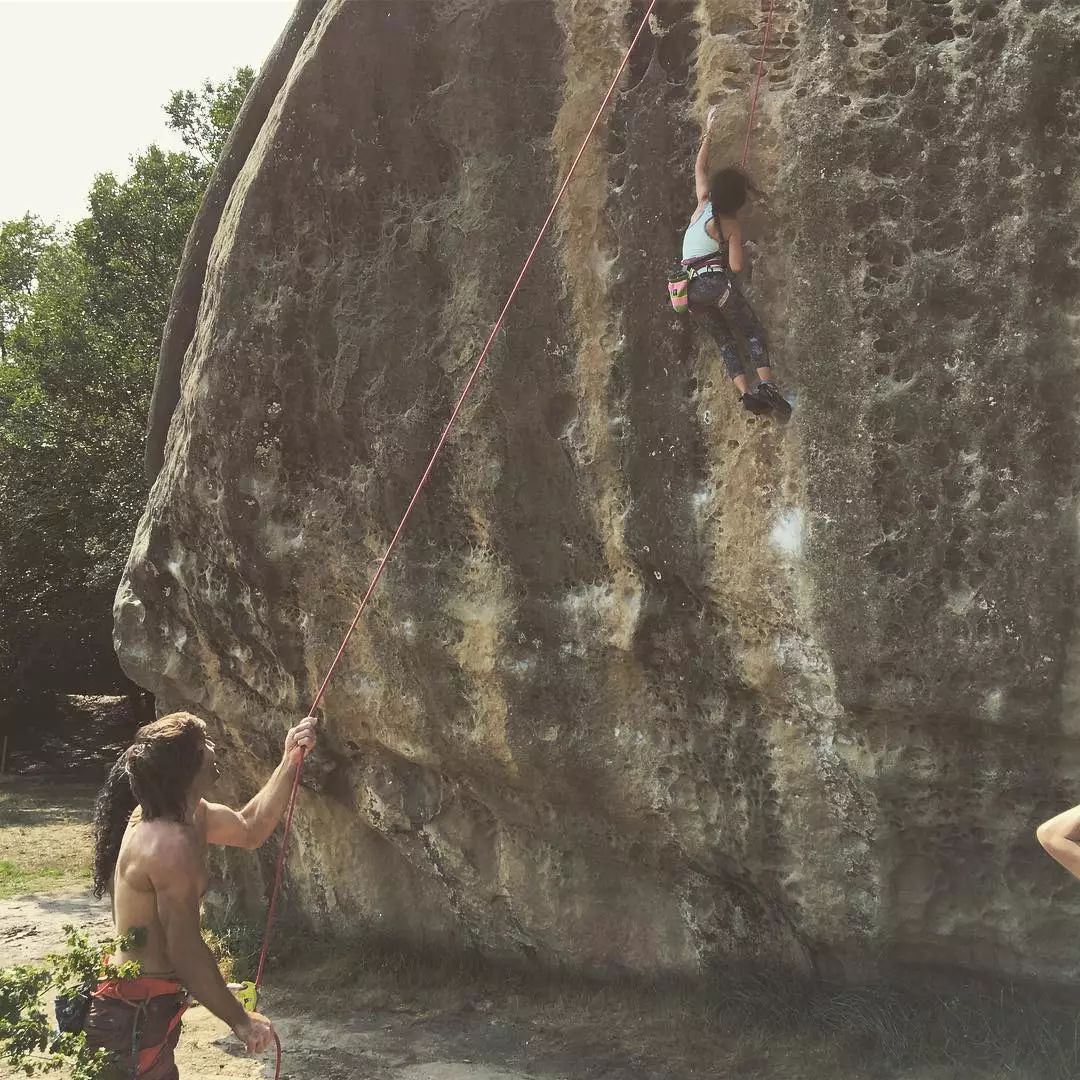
left=248, top=3, right=660, bottom=1076
left=87, top=976, right=188, bottom=1077
left=669, top=257, right=732, bottom=314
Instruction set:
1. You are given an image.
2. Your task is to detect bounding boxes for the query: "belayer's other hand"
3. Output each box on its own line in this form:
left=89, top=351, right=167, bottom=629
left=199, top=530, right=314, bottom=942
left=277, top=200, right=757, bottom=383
left=283, top=715, right=318, bottom=766
left=234, top=1011, right=275, bottom=1054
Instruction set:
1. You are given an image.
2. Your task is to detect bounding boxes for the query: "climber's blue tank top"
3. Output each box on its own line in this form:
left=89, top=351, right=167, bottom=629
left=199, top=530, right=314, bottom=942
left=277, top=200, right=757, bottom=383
left=682, top=201, right=724, bottom=265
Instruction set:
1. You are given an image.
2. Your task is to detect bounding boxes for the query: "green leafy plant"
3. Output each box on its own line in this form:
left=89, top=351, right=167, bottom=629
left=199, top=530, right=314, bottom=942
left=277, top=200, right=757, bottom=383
left=0, top=926, right=138, bottom=1078
left=165, top=68, right=255, bottom=164
left=0, top=66, right=255, bottom=702
left=203, top=918, right=261, bottom=985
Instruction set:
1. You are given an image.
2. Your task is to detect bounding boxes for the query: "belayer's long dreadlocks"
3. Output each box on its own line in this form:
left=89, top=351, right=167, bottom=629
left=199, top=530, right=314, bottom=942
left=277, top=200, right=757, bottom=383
left=91, top=712, right=207, bottom=897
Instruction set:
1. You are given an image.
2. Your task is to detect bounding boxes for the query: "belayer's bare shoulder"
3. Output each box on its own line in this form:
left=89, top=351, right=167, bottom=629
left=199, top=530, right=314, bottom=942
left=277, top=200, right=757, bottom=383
left=140, top=819, right=204, bottom=877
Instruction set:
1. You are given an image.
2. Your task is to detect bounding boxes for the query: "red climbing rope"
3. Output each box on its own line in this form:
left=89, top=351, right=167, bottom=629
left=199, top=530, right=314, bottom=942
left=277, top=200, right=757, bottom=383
left=740, top=0, right=779, bottom=167
left=250, top=0, right=660, bottom=1038
left=254, top=759, right=304, bottom=989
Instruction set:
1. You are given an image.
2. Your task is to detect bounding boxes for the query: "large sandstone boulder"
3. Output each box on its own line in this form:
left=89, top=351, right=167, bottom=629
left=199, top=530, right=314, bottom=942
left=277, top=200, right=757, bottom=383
left=116, top=0, right=1080, bottom=981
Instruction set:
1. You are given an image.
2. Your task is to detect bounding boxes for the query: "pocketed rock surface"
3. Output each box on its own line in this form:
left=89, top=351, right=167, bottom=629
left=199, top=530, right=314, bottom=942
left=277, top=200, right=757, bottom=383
left=116, top=0, right=1080, bottom=982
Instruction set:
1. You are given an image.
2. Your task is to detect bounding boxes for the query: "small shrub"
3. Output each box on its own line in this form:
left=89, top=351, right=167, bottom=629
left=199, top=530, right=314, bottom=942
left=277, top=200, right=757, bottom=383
left=0, top=925, right=138, bottom=1078
left=203, top=917, right=262, bottom=984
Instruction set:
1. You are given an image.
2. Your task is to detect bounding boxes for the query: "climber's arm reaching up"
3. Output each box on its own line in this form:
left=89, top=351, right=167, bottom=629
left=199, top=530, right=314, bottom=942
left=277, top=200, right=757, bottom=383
left=1037, top=803, right=1080, bottom=880
left=693, top=105, right=720, bottom=208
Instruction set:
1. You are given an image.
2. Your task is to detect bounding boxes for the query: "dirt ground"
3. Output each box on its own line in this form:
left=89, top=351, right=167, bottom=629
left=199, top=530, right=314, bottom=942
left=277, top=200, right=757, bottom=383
left=0, top=770, right=844, bottom=1080
left=3, top=763, right=1079, bottom=1080
left=0, top=873, right=845, bottom=1080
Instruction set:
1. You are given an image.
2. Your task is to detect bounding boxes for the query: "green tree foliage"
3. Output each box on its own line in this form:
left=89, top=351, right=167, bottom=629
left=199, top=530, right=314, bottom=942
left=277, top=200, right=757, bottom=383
left=165, top=67, right=254, bottom=164
left=0, top=926, right=138, bottom=1078
left=0, top=216, right=55, bottom=361
left=0, top=67, right=255, bottom=701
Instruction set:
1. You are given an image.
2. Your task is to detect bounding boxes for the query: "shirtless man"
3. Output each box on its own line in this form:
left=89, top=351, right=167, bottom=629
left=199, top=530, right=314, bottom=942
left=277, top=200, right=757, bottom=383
left=84, top=710, right=317, bottom=1078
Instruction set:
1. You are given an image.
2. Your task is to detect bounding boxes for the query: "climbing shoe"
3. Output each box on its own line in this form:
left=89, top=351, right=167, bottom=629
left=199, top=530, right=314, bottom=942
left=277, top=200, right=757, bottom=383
left=754, top=380, right=792, bottom=421
left=741, top=391, right=771, bottom=416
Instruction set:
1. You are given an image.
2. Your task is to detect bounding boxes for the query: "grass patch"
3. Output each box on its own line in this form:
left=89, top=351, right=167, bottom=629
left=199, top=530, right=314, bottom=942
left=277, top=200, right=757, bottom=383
left=0, top=860, right=65, bottom=899
left=0, top=778, right=95, bottom=898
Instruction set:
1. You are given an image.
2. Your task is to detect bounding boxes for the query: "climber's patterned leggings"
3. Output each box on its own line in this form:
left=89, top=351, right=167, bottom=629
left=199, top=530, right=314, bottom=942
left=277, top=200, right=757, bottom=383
left=687, top=272, right=770, bottom=381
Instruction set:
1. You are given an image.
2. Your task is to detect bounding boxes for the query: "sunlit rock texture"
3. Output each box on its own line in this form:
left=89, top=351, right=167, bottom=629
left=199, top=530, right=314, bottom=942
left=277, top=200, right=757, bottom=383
left=118, top=0, right=1080, bottom=981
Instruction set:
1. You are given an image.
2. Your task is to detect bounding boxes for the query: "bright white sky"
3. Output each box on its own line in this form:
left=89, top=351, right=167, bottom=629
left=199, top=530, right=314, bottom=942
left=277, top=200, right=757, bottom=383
left=0, top=0, right=294, bottom=228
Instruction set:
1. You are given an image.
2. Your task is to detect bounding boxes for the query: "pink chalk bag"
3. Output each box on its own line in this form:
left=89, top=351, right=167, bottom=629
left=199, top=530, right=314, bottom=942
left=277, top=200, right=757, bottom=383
left=667, top=267, right=690, bottom=313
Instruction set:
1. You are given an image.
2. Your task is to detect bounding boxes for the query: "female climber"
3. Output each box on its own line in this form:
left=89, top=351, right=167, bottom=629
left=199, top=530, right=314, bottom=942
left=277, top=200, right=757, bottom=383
left=682, top=106, right=791, bottom=419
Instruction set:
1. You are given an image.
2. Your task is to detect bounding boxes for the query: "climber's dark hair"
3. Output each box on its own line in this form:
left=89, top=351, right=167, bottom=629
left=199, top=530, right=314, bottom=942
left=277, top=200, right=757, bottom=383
left=91, top=712, right=207, bottom=898
left=709, top=166, right=761, bottom=216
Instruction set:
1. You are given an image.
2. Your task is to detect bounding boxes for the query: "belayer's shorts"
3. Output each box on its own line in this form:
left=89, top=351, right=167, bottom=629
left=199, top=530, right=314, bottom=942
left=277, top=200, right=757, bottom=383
left=83, top=975, right=188, bottom=1079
